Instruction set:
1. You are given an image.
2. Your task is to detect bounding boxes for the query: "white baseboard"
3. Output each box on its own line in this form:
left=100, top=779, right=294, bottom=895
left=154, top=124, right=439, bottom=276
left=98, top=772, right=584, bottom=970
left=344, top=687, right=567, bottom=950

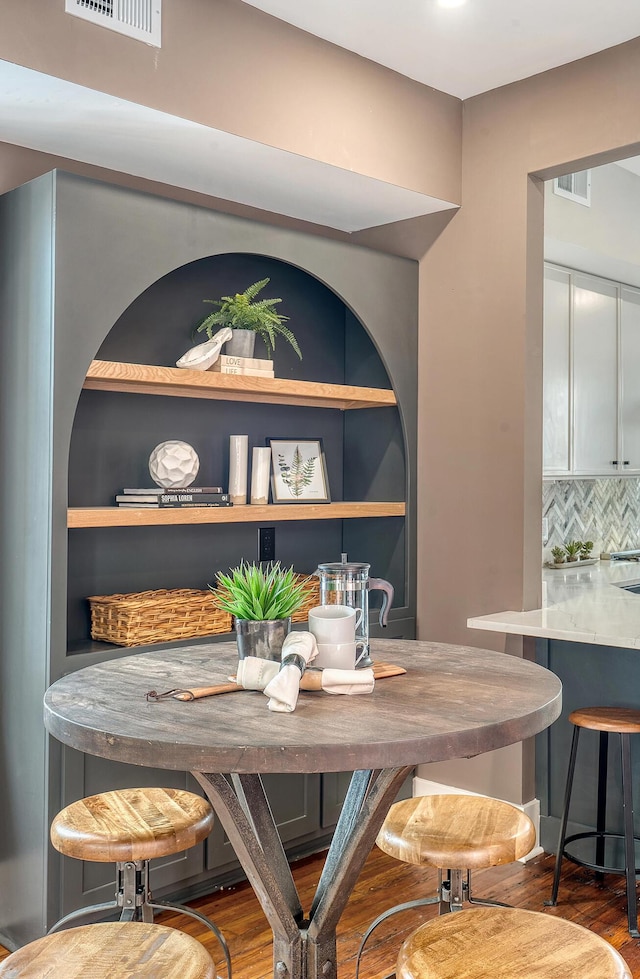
left=411, top=777, right=543, bottom=862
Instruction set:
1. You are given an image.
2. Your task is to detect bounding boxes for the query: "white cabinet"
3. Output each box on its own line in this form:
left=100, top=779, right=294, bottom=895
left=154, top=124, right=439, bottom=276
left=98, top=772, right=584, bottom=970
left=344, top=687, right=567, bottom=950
left=620, top=286, right=640, bottom=471
left=543, top=266, right=571, bottom=473
left=543, top=264, right=640, bottom=476
left=572, top=273, right=618, bottom=474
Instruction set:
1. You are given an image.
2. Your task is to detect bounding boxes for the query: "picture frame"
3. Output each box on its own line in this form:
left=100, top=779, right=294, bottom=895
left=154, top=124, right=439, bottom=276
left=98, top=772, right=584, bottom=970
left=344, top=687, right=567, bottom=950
left=268, top=438, right=331, bottom=503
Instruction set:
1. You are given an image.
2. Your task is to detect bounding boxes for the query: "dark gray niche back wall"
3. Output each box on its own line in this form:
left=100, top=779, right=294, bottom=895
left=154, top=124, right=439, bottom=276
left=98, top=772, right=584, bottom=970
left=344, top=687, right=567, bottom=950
left=68, top=252, right=409, bottom=645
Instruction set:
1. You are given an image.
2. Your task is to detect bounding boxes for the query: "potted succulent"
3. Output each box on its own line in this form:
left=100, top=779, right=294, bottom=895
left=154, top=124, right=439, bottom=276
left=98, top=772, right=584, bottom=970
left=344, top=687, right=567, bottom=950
left=563, top=540, right=582, bottom=563
left=550, top=546, right=566, bottom=565
left=580, top=540, right=594, bottom=560
left=211, top=561, right=312, bottom=661
left=195, top=277, right=302, bottom=361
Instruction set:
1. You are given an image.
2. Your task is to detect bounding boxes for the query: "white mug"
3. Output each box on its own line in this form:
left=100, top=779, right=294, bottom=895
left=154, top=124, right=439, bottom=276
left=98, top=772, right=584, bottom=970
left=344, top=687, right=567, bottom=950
left=308, top=605, right=363, bottom=645
left=314, top=640, right=368, bottom=671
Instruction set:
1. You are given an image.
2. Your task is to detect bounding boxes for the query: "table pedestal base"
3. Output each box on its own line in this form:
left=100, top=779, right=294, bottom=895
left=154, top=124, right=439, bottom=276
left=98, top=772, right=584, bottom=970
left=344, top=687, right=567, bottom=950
left=193, top=766, right=413, bottom=979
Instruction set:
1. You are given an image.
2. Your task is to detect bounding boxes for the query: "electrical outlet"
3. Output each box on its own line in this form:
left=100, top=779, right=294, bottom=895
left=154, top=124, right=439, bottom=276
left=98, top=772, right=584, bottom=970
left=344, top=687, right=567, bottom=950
left=542, top=517, right=549, bottom=544
left=259, top=526, right=276, bottom=562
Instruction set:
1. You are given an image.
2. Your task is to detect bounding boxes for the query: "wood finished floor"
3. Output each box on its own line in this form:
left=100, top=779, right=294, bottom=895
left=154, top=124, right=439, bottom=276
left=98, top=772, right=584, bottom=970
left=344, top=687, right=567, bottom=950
left=2, top=847, right=640, bottom=976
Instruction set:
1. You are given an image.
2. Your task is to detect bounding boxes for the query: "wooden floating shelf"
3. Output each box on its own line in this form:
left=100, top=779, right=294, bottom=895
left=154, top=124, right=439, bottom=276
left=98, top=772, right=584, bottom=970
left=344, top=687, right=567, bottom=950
left=83, top=360, right=397, bottom=410
left=68, top=502, right=406, bottom=529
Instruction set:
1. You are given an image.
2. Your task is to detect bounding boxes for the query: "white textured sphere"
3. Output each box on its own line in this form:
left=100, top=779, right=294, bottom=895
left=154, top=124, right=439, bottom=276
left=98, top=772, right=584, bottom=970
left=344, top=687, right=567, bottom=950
left=149, top=440, right=200, bottom=488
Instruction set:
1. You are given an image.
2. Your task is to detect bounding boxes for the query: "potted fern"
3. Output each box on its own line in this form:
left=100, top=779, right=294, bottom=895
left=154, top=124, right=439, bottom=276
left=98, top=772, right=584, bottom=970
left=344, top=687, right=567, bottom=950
left=211, top=561, right=312, bottom=660
left=195, top=277, right=302, bottom=361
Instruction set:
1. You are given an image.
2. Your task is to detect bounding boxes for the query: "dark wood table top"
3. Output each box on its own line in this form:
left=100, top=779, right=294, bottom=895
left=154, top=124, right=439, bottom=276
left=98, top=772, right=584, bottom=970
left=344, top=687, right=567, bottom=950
left=44, top=639, right=561, bottom=774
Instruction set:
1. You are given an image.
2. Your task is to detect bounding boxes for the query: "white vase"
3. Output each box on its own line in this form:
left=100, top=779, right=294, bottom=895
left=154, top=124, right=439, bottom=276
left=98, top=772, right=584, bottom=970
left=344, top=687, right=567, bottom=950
left=228, top=435, right=249, bottom=504
left=250, top=446, right=272, bottom=504
left=225, top=330, right=256, bottom=358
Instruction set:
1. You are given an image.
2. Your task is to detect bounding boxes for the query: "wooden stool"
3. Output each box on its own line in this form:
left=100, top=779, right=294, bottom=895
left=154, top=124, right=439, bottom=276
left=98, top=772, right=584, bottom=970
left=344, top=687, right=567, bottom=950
left=356, top=795, right=536, bottom=978
left=547, top=706, right=640, bottom=938
left=49, top=787, right=231, bottom=978
left=0, top=921, right=216, bottom=978
left=396, top=906, right=631, bottom=979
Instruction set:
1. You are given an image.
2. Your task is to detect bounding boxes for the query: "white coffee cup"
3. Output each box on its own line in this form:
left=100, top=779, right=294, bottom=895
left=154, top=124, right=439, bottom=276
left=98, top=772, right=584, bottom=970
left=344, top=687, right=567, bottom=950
left=314, top=640, right=368, bottom=671
left=307, top=604, right=363, bottom=644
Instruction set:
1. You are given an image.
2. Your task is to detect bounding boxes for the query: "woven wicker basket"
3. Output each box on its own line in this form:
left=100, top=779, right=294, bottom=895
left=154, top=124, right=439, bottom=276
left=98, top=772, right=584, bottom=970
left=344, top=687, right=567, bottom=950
left=291, top=574, right=320, bottom=623
left=88, top=589, right=232, bottom=647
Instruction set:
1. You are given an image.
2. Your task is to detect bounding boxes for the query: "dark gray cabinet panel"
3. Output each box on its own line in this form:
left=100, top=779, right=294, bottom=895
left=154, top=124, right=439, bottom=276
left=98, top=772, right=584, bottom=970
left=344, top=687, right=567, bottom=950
left=536, top=637, right=640, bottom=859
left=321, top=771, right=414, bottom=828
left=370, top=616, right=416, bottom=642
left=0, top=170, right=418, bottom=946
left=206, top=774, right=321, bottom=875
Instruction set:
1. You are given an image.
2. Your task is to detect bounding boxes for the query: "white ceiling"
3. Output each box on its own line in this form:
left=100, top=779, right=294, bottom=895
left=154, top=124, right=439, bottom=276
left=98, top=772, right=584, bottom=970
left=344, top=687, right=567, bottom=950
left=241, top=0, right=640, bottom=100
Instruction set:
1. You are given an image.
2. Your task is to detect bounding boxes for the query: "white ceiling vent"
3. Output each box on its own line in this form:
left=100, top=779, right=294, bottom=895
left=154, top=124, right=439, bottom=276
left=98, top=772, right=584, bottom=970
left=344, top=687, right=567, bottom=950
left=553, top=170, right=591, bottom=206
left=65, top=0, right=161, bottom=47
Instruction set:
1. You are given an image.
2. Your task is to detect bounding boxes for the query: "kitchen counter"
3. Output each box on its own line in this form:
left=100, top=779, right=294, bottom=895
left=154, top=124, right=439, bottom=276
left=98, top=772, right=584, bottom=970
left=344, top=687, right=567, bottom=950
left=467, top=560, right=640, bottom=649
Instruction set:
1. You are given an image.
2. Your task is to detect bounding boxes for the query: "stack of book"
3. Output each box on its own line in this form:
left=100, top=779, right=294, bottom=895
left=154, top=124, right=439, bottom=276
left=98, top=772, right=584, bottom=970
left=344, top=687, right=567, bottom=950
left=209, top=354, right=274, bottom=378
left=115, top=486, right=232, bottom=508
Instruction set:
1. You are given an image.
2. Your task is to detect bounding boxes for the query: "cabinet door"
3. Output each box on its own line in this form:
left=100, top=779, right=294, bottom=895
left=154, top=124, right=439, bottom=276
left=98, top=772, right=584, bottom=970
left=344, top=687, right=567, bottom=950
left=321, top=771, right=414, bottom=828
left=572, top=274, right=619, bottom=474
left=620, top=286, right=640, bottom=473
left=543, top=266, right=571, bottom=474
left=206, top=773, right=321, bottom=874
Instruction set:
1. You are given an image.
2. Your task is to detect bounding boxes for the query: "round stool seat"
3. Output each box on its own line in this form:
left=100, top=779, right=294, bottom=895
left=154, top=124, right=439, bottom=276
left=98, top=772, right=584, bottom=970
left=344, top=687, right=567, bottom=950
left=0, top=922, right=216, bottom=979
left=569, top=707, right=640, bottom=734
left=376, top=795, right=536, bottom=871
left=50, top=788, right=214, bottom=863
left=396, top=907, right=631, bottom=979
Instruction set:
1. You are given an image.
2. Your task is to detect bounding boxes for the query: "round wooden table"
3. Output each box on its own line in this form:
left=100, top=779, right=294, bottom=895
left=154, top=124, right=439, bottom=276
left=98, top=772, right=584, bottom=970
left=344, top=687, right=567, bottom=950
left=43, top=638, right=561, bottom=979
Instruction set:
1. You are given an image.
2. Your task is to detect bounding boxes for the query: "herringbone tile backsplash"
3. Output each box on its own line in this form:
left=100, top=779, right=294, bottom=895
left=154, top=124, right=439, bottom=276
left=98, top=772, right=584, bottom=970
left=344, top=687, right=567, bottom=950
left=543, top=478, right=640, bottom=554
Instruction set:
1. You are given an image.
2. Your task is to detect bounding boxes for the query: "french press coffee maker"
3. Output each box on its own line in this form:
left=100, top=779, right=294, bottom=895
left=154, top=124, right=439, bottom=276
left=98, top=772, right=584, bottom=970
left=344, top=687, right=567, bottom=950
left=315, top=559, right=394, bottom=667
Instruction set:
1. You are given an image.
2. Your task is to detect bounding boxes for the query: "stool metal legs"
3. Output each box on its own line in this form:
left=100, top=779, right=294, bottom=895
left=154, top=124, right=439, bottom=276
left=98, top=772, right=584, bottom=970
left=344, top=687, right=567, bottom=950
left=354, top=868, right=510, bottom=979
left=547, top=725, right=640, bottom=938
left=621, top=731, right=638, bottom=937
left=48, top=859, right=232, bottom=978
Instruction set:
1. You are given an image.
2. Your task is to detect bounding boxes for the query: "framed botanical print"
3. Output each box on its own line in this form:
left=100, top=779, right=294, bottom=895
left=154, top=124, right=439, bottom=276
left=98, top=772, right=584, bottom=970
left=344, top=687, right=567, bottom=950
left=268, top=438, right=330, bottom=503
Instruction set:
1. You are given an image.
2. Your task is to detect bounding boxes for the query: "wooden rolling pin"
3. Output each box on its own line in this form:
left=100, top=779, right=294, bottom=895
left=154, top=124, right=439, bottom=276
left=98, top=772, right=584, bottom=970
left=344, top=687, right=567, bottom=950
left=156, top=662, right=406, bottom=702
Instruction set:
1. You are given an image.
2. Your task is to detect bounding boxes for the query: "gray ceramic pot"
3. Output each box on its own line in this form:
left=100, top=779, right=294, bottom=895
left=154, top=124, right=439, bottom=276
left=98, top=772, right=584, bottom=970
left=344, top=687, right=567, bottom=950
left=225, top=329, right=256, bottom=358
left=235, top=617, right=291, bottom=661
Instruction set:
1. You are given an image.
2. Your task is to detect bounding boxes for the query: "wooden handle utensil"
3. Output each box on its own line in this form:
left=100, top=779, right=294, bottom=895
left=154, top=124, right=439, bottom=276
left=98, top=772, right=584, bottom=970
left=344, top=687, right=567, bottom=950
left=161, top=661, right=406, bottom=701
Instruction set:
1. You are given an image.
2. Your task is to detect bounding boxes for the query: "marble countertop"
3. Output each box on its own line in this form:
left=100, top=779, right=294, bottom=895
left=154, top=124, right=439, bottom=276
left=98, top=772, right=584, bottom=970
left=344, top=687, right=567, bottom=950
left=467, top=560, right=640, bottom=649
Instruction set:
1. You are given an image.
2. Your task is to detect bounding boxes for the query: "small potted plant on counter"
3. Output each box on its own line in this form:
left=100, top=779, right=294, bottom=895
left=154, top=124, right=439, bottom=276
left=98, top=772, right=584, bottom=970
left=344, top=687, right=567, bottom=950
left=548, top=539, right=599, bottom=569
left=195, top=277, right=302, bottom=361
left=211, top=561, right=313, bottom=661
left=580, top=540, right=594, bottom=560
left=563, top=540, right=582, bottom=563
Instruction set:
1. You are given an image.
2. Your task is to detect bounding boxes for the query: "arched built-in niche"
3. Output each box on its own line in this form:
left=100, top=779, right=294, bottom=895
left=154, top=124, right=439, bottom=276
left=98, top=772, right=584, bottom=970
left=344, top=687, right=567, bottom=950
left=67, top=250, right=407, bottom=649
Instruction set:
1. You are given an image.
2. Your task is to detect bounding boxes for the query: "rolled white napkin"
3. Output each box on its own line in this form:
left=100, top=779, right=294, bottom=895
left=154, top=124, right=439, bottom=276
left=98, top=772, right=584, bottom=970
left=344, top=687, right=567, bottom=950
left=234, top=648, right=375, bottom=709
left=264, top=632, right=318, bottom=713
left=235, top=657, right=279, bottom=689
left=321, top=668, right=374, bottom=695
